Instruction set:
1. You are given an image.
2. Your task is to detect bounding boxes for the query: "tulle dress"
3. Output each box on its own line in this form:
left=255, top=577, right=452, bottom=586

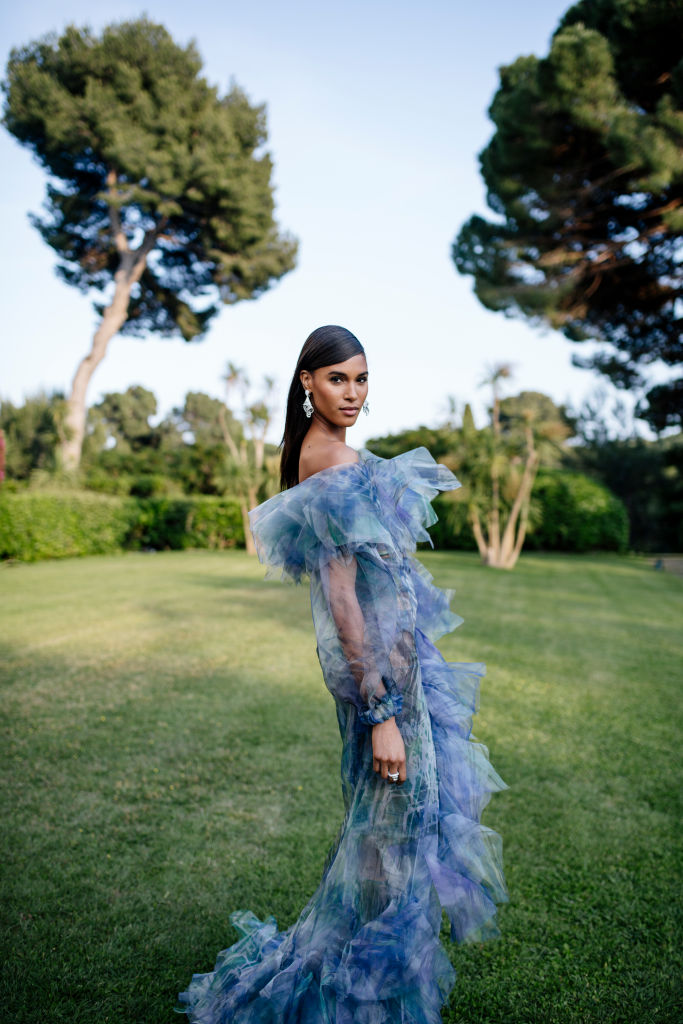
left=177, top=447, right=509, bottom=1023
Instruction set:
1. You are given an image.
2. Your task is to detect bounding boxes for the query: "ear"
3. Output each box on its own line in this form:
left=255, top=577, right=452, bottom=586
left=299, top=369, right=313, bottom=391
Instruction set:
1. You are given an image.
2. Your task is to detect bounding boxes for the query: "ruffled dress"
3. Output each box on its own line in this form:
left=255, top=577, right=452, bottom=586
left=177, top=447, right=509, bottom=1023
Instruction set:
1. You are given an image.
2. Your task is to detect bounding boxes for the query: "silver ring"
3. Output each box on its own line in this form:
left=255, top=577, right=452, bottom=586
left=387, top=771, right=399, bottom=781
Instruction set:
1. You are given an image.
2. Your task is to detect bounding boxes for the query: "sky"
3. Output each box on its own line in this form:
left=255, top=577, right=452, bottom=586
left=0, top=0, right=660, bottom=446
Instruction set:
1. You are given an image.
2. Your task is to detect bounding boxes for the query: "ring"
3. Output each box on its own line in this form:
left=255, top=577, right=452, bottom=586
left=387, top=770, right=399, bottom=781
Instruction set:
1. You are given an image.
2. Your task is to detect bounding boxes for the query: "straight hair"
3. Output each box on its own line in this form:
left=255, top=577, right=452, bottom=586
left=280, top=325, right=365, bottom=489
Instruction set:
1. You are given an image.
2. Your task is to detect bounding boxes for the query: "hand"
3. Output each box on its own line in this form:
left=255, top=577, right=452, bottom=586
left=372, top=717, right=407, bottom=785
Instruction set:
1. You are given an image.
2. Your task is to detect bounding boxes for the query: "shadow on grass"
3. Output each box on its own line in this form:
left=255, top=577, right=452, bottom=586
left=1, top=550, right=681, bottom=1023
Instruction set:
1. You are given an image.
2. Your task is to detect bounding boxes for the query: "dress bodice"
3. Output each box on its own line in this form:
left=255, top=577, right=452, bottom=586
left=248, top=446, right=461, bottom=583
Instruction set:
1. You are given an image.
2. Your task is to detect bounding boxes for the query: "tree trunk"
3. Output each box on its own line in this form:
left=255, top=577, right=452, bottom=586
left=469, top=508, right=491, bottom=564
left=498, top=422, right=539, bottom=568
left=489, top=393, right=502, bottom=556
left=498, top=459, right=539, bottom=567
left=241, top=497, right=256, bottom=555
left=60, top=178, right=161, bottom=472
left=61, top=279, right=132, bottom=471
left=506, top=493, right=533, bottom=569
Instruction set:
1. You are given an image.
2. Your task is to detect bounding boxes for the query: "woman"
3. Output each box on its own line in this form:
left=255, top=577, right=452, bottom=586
left=178, top=325, right=509, bottom=1023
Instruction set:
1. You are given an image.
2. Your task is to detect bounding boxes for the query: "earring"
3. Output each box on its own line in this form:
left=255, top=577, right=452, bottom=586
left=362, top=400, right=370, bottom=416
left=303, top=389, right=314, bottom=418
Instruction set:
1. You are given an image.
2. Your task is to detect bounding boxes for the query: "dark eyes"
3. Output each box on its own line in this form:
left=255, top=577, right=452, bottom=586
left=330, top=376, right=367, bottom=383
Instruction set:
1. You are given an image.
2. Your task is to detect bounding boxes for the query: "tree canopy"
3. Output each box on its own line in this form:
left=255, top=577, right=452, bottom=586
left=452, top=0, right=683, bottom=430
left=2, top=17, right=298, bottom=467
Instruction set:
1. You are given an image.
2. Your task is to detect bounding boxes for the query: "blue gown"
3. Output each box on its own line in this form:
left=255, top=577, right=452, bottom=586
left=177, top=447, right=509, bottom=1023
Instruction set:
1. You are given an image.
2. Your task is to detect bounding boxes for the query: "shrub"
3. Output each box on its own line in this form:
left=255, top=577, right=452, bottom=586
left=129, top=474, right=184, bottom=498
left=0, top=491, right=137, bottom=561
left=0, top=492, right=245, bottom=561
left=186, top=498, right=244, bottom=549
left=82, top=468, right=135, bottom=496
left=127, top=496, right=243, bottom=551
left=428, top=471, right=628, bottom=553
left=429, top=493, right=478, bottom=550
left=526, top=471, right=629, bottom=552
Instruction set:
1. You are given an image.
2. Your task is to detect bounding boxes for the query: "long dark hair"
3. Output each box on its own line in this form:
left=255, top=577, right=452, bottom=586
left=280, top=325, right=366, bottom=489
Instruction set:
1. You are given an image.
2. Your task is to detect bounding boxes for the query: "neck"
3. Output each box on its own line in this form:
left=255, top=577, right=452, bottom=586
left=309, top=412, right=346, bottom=444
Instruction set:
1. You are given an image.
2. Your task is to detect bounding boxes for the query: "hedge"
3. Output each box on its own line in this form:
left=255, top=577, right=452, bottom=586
left=0, top=472, right=628, bottom=562
left=0, top=492, right=245, bottom=562
left=0, top=492, right=137, bottom=561
left=127, top=496, right=243, bottom=551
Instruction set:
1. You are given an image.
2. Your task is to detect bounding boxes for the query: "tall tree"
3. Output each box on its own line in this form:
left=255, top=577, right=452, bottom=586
left=2, top=18, right=298, bottom=470
left=452, top=0, right=683, bottom=430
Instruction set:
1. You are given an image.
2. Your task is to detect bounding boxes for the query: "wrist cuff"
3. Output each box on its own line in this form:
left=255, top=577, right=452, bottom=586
left=358, top=680, right=403, bottom=726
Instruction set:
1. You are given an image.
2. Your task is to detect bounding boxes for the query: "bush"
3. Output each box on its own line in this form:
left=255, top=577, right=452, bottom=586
left=427, top=471, right=629, bottom=553
left=129, top=474, right=184, bottom=498
left=127, top=496, right=243, bottom=551
left=526, top=471, right=629, bottom=552
left=0, top=474, right=627, bottom=562
left=429, top=493, right=478, bottom=550
left=0, top=492, right=245, bottom=561
left=82, top=468, right=135, bottom=496
left=186, top=498, right=244, bottom=549
left=0, top=491, right=137, bottom=561
left=569, top=432, right=683, bottom=552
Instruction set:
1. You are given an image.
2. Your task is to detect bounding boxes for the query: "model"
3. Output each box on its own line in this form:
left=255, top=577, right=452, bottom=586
left=177, top=324, right=509, bottom=1023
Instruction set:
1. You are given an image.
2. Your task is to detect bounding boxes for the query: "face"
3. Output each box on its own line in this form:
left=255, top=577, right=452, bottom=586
left=300, top=354, right=369, bottom=428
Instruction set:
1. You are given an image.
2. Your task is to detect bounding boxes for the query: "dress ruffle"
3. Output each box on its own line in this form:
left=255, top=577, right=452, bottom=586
left=178, top=447, right=509, bottom=1022
left=248, top=447, right=460, bottom=582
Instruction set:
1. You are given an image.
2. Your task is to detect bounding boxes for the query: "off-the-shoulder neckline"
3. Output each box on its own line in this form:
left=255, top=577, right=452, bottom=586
left=291, top=445, right=437, bottom=491
left=295, top=447, right=373, bottom=489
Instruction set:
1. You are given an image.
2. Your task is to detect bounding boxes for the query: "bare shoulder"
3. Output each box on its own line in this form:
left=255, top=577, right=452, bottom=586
left=299, top=440, right=359, bottom=482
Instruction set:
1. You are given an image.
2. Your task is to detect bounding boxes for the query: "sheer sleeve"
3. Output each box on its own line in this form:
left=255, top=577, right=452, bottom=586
left=248, top=448, right=461, bottom=727
left=311, top=544, right=409, bottom=726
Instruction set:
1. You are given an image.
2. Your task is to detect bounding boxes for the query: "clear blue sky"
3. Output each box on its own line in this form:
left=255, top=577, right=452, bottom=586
left=0, top=0, right=654, bottom=444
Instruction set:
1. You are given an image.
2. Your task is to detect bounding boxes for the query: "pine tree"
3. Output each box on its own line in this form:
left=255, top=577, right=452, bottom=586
left=3, top=18, right=298, bottom=468
left=452, top=0, right=683, bottom=430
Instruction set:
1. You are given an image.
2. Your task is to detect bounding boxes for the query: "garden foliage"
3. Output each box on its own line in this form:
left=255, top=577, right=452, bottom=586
left=0, top=492, right=243, bottom=561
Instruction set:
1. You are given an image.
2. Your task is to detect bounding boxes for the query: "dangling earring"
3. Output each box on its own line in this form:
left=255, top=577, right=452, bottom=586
left=303, top=389, right=314, bottom=418
left=362, top=400, right=370, bottom=416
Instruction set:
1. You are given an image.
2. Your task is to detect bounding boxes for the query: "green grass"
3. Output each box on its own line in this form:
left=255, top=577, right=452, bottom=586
left=1, top=549, right=681, bottom=1023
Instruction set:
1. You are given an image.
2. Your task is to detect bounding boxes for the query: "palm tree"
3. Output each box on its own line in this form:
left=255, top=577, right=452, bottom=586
left=465, top=365, right=549, bottom=569
left=219, top=364, right=277, bottom=555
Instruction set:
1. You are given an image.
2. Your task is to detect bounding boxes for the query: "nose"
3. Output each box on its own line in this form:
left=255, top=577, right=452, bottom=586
left=344, top=381, right=358, bottom=402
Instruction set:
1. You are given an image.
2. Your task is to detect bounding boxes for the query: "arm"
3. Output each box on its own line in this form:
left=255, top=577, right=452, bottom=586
left=321, top=550, right=407, bottom=784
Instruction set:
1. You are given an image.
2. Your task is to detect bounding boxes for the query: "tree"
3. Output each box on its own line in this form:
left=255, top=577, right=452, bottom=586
left=452, top=0, right=683, bottom=430
left=0, top=391, right=68, bottom=481
left=178, top=391, right=240, bottom=449
left=454, top=371, right=575, bottom=568
left=164, top=391, right=244, bottom=496
left=567, top=387, right=683, bottom=550
left=2, top=18, right=298, bottom=470
left=88, top=385, right=161, bottom=453
left=366, top=383, right=574, bottom=567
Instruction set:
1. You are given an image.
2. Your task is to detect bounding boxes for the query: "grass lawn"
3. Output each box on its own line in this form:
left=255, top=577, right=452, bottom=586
left=1, top=549, right=681, bottom=1023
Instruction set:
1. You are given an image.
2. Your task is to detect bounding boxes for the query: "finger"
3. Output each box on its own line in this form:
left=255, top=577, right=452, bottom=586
left=373, top=758, right=380, bottom=774
left=398, top=763, right=408, bottom=784
left=380, top=761, right=389, bottom=780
